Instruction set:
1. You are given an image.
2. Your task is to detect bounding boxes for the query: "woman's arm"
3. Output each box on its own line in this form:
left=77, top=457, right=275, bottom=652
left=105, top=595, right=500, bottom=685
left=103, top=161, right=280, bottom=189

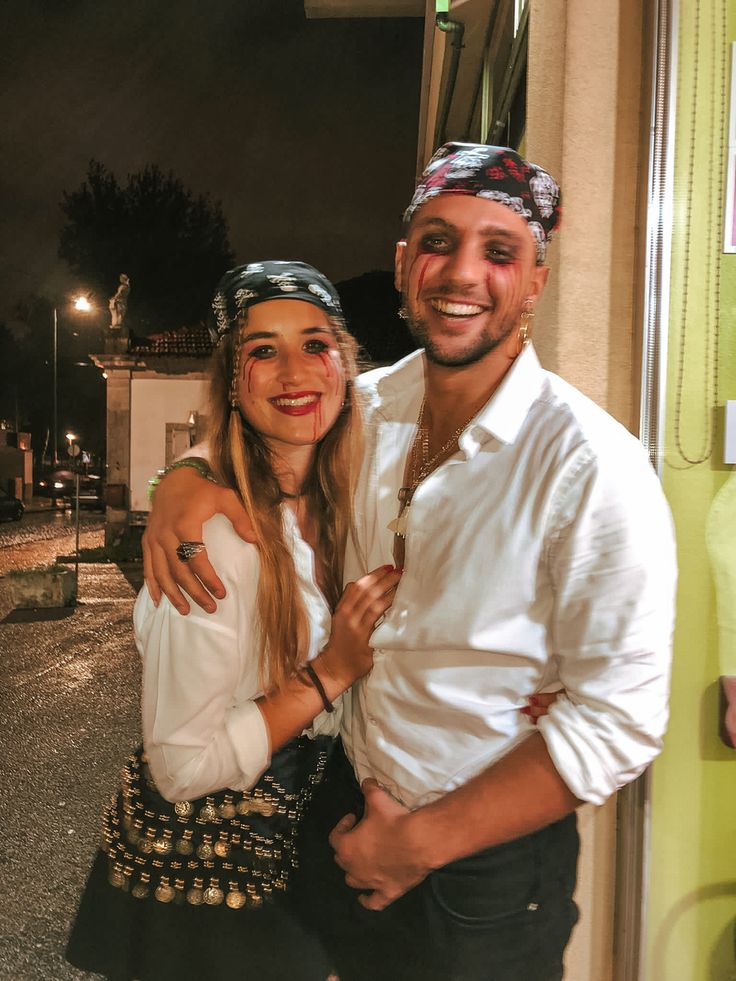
left=138, top=517, right=400, bottom=801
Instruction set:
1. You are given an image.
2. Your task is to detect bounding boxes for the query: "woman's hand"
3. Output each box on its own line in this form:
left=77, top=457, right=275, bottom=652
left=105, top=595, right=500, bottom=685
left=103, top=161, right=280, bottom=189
left=318, top=565, right=403, bottom=689
left=520, top=690, right=565, bottom=724
left=142, top=466, right=255, bottom=615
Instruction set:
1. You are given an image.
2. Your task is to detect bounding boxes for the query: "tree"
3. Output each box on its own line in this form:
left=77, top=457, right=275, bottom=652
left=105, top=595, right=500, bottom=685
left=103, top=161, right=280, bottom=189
left=59, top=161, right=235, bottom=333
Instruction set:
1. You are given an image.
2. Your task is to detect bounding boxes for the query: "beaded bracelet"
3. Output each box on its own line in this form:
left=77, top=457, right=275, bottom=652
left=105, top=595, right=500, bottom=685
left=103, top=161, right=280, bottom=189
left=303, top=662, right=335, bottom=714
left=147, top=457, right=218, bottom=502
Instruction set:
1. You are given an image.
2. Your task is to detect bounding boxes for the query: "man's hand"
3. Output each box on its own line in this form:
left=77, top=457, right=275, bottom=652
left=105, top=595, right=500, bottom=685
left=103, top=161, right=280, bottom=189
left=142, top=466, right=255, bottom=615
left=329, top=779, right=429, bottom=911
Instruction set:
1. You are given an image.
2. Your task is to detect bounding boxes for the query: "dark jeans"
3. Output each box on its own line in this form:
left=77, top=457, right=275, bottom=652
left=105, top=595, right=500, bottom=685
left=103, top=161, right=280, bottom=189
left=294, top=741, right=580, bottom=981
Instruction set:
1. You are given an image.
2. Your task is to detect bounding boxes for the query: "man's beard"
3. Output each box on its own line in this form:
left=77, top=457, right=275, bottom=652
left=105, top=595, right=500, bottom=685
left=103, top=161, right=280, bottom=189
left=402, top=303, right=517, bottom=368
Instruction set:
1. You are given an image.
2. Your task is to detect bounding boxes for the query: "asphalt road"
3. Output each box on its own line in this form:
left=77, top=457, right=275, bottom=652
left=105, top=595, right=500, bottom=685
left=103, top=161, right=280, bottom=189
left=0, top=519, right=143, bottom=979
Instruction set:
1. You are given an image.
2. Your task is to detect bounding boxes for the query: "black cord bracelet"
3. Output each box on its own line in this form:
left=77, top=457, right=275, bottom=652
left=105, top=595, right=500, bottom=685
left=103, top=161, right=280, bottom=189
left=304, top=662, right=335, bottom=714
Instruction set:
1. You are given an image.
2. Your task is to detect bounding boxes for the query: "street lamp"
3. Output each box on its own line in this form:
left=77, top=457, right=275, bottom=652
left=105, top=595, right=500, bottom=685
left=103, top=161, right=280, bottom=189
left=66, top=432, right=82, bottom=605
left=53, top=295, right=93, bottom=465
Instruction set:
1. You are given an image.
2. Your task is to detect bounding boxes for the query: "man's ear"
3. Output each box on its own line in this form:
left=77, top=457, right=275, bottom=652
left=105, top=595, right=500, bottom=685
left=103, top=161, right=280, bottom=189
left=529, top=264, right=550, bottom=303
left=394, top=240, right=407, bottom=292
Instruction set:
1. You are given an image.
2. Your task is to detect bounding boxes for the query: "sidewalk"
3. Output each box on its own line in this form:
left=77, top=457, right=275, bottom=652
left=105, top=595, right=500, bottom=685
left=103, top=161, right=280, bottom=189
left=0, top=560, right=144, bottom=978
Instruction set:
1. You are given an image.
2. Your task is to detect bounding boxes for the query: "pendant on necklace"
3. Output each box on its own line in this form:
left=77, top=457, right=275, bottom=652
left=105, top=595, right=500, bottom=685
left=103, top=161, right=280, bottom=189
left=388, top=486, right=414, bottom=538
left=388, top=505, right=411, bottom=538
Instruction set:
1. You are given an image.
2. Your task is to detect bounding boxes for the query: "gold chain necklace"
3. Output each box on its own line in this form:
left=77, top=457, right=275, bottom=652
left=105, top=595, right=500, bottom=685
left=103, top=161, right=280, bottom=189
left=387, top=399, right=478, bottom=540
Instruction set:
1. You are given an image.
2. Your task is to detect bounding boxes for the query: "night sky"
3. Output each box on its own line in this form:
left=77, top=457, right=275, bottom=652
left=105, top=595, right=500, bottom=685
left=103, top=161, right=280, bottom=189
left=0, top=0, right=424, bottom=325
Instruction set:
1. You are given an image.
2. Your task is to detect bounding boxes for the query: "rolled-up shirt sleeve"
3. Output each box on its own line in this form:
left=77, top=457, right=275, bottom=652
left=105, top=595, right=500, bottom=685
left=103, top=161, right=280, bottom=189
left=540, top=445, right=677, bottom=805
left=134, top=518, right=271, bottom=802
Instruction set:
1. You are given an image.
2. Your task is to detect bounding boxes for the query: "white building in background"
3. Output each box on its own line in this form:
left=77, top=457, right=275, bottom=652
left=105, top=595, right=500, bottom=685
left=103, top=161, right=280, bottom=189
left=92, top=325, right=211, bottom=545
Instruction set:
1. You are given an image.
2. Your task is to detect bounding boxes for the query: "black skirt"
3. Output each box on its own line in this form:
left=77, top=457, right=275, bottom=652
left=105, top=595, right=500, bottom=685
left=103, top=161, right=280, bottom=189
left=66, top=737, right=334, bottom=981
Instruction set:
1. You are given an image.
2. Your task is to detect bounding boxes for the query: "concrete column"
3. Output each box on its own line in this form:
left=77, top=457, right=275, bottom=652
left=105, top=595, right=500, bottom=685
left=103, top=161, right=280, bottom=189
left=526, top=0, right=647, bottom=431
left=525, top=4, right=651, bottom=979
left=105, top=369, right=131, bottom=546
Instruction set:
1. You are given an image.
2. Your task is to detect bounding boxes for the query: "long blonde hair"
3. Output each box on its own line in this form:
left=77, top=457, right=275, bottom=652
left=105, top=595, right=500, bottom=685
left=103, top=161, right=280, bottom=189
left=207, top=314, right=362, bottom=690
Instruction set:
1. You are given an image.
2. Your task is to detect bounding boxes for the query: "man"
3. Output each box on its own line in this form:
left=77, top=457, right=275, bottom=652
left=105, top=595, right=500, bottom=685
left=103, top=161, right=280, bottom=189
left=143, top=144, right=676, bottom=980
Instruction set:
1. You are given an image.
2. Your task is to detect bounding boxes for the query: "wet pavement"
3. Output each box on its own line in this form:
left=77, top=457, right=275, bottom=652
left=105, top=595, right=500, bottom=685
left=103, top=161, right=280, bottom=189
left=0, top=520, right=143, bottom=979
left=0, top=510, right=105, bottom=576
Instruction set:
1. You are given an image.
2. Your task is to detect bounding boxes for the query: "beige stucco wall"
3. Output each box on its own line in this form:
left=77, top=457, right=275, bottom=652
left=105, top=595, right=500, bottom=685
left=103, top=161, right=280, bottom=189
left=129, top=376, right=209, bottom=512
left=526, top=1, right=651, bottom=978
left=527, top=0, right=646, bottom=432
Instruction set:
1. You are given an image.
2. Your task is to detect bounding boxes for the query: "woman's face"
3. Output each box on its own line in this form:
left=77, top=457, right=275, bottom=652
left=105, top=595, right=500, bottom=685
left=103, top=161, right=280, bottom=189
left=235, top=299, right=347, bottom=452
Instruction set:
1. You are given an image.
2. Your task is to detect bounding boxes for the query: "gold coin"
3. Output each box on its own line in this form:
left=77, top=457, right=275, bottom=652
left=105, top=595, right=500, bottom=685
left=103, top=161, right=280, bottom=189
left=175, top=801, right=194, bottom=818
left=199, top=804, right=218, bottom=821
left=258, top=802, right=275, bottom=817
left=197, top=842, right=214, bottom=860
left=138, top=839, right=153, bottom=854
left=108, top=868, right=125, bottom=889
left=236, top=799, right=254, bottom=815
left=175, top=838, right=194, bottom=856
left=131, top=883, right=149, bottom=899
left=249, top=893, right=263, bottom=907
left=203, top=886, right=224, bottom=906
left=218, top=803, right=237, bottom=819
left=154, top=884, right=176, bottom=903
left=186, top=888, right=204, bottom=906
left=226, top=890, right=247, bottom=909
left=214, top=840, right=231, bottom=858
left=153, top=838, right=172, bottom=855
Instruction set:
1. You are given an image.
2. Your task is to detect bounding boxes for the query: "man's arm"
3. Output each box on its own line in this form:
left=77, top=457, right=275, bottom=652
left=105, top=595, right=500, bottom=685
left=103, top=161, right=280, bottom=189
left=142, top=466, right=254, bottom=615
left=330, top=731, right=579, bottom=910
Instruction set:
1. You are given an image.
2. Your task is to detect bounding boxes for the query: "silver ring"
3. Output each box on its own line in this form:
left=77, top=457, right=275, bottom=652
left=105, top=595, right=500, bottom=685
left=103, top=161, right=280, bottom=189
left=176, top=541, right=206, bottom=562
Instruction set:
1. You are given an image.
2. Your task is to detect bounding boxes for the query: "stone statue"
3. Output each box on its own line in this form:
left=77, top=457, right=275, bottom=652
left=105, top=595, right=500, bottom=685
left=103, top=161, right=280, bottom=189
left=109, top=274, right=131, bottom=329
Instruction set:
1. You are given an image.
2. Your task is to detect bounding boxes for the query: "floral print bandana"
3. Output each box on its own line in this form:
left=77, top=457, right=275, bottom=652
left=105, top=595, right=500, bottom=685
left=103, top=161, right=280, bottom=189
left=403, top=143, right=561, bottom=264
left=209, top=260, right=343, bottom=345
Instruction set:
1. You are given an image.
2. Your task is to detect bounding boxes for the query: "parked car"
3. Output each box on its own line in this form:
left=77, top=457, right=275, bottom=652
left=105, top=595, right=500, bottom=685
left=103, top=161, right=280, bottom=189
left=36, top=470, right=105, bottom=510
left=36, top=469, right=75, bottom=504
left=0, top=487, right=24, bottom=521
left=77, top=474, right=105, bottom=511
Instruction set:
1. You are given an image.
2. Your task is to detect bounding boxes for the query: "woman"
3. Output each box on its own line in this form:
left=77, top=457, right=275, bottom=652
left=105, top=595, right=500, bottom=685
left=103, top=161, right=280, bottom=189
left=66, top=260, right=401, bottom=980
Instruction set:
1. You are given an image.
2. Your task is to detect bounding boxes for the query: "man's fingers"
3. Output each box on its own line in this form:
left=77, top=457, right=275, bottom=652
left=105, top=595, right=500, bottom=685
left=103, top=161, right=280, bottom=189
left=149, top=538, right=191, bottom=615
left=142, top=532, right=161, bottom=606
left=328, top=812, right=357, bottom=850
left=183, top=551, right=226, bottom=603
left=344, top=873, right=369, bottom=890
left=358, top=890, right=391, bottom=912
left=221, top=489, right=257, bottom=544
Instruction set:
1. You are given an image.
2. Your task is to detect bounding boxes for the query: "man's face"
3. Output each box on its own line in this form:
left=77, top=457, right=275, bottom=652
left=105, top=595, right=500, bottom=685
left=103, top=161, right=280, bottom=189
left=395, top=195, right=549, bottom=368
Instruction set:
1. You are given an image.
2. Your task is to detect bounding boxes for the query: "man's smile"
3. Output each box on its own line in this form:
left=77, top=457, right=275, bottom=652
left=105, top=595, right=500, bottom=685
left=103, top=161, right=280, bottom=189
left=429, top=297, right=487, bottom=318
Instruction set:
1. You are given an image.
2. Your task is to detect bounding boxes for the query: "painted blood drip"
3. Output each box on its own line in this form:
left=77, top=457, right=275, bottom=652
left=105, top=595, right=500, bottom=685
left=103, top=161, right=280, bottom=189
left=244, top=360, right=257, bottom=393
left=414, top=255, right=435, bottom=304
left=313, top=400, right=323, bottom=442
left=319, top=351, right=340, bottom=397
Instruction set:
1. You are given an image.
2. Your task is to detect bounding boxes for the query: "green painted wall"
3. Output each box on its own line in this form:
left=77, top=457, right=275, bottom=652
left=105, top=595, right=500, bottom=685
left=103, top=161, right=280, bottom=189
left=646, top=2, right=736, bottom=979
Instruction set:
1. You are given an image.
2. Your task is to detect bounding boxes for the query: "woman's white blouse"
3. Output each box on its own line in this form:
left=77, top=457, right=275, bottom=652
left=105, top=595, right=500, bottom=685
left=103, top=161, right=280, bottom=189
left=134, top=509, right=339, bottom=803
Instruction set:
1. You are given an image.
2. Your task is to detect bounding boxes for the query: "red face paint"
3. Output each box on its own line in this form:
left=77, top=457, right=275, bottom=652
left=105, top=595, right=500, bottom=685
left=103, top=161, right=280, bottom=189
left=245, top=360, right=258, bottom=394
left=312, top=399, right=323, bottom=442
left=413, top=254, right=437, bottom=305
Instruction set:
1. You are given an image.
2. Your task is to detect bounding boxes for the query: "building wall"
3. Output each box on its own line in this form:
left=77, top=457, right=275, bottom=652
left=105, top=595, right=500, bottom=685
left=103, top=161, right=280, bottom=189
left=646, top=2, right=736, bottom=978
left=129, top=377, right=209, bottom=512
left=526, top=2, right=651, bottom=977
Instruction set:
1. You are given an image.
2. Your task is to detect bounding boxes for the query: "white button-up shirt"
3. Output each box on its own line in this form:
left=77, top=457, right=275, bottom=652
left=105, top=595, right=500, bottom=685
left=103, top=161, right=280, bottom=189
left=134, top=509, right=339, bottom=803
left=342, top=345, right=676, bottom=809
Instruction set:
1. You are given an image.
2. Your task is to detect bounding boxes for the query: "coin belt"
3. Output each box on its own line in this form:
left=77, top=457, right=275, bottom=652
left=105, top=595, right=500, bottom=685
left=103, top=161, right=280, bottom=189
left=101, top=744, right=328, bottom=910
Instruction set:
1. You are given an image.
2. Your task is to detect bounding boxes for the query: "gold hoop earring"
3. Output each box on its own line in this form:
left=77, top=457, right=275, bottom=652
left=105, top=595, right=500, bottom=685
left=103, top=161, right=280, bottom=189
left=517, top=299, right=535, bottom=355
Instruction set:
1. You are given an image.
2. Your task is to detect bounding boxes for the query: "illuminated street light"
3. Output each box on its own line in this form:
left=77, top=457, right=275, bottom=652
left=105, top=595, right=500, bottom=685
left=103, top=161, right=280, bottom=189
left=52, top=295, right=93, bottom=465
left=66, top=432, right=78, bottom=443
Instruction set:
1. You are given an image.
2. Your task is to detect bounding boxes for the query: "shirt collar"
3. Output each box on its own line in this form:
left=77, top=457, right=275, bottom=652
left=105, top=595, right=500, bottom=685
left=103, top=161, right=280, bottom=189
left=374, top=344, right=545, bottom=448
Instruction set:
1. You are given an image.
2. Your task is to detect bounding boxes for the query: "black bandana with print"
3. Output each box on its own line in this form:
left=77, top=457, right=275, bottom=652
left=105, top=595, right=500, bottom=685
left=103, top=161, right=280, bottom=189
left=210, top=260, right=343, bottom=345
left=404, top=143, right=561, bottom=264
